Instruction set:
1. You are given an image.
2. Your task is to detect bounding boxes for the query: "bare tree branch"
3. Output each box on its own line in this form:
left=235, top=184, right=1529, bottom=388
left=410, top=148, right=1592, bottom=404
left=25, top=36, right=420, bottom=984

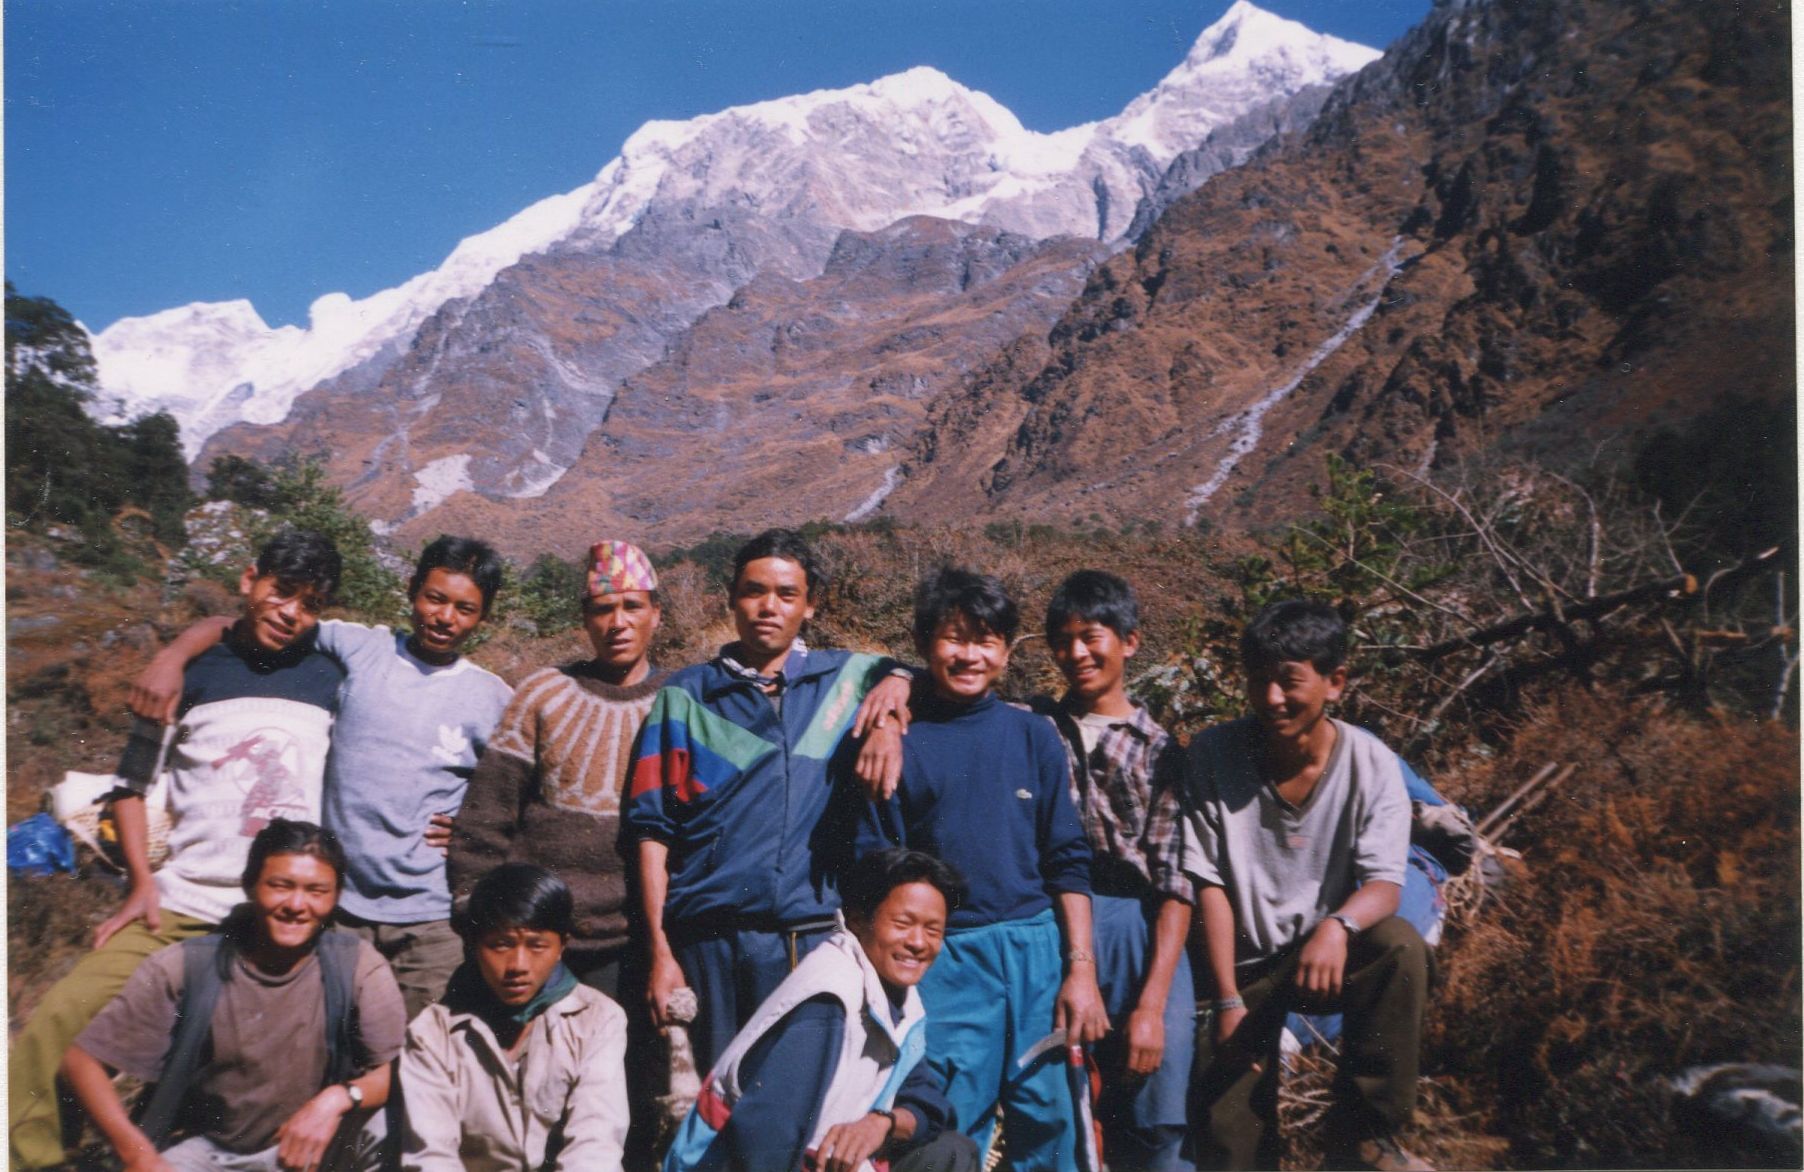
left=1409, top=548, right=1782, bottom=662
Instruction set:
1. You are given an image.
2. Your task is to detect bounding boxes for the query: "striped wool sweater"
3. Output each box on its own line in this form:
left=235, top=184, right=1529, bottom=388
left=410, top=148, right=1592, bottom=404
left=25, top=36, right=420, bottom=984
left=449, top=663, right=669, bottom=961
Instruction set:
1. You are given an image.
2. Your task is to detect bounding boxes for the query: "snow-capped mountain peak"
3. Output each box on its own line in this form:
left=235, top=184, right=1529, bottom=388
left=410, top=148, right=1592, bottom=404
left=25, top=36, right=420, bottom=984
left=90, top=3, right=1378, bottom=459
left=1105, top=2, right=1380, bottom=157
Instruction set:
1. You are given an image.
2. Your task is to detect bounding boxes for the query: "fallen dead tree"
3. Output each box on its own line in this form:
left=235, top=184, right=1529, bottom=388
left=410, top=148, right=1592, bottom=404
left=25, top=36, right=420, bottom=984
left=1407, top=547, right=1782, bottom=664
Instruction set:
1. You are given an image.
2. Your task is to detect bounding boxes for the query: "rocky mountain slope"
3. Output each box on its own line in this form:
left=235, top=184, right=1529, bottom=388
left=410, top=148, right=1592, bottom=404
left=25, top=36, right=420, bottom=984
left=889, top=0, right=1792, bottom=531
left=402, top=219, right=1105, bottom=549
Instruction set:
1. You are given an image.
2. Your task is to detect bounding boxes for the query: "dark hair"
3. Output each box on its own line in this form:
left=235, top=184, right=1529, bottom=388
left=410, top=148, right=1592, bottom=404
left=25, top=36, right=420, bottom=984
left=460, top=863, right=574, bottom=941
left=1240, top=598, right=1349, bottom=673
left=731, top=528, right=825, bottom=601
left=912, top=567, right=1018, bottom=649
left=410, top=535, right=505, bottom=615
left=1045, top=569, right=1140, bottom=640
left=254, top=528, right=342, bottom=602
left=841, top=848, right=966, bottom=922
left=240, top=818, right=346, bottom=893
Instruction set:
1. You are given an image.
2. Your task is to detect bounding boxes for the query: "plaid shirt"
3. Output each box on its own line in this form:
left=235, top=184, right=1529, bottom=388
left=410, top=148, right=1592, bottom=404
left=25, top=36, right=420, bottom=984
left=1031, top=697, right=1193, bottom=904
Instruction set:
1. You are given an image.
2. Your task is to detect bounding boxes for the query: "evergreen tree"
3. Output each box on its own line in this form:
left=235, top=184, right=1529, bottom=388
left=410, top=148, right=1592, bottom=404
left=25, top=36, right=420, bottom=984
left=4, top=283, right=193, bottom=560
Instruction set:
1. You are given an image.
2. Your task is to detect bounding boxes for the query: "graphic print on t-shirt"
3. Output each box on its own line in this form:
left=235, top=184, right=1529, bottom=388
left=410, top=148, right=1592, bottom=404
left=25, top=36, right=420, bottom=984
left=430, top=724, right=473, bottom=767
left=210, top=729, right=312, bottom=836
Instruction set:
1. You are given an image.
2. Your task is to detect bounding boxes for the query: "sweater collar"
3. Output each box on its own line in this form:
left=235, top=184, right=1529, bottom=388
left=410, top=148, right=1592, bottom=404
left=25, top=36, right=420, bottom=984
left=916, top=690, right=999, bottom=722
left=565, top=661, right=668, bottom=702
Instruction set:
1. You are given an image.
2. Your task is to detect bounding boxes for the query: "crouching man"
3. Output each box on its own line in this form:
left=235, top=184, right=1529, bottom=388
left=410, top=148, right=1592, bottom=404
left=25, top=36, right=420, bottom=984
left=663, top=849, right=981, bottom=1172
left=401, top=864, right=629, bottom=1172
left=1183, top=600, right=1431, bottom=1171
left=61, top=820, right=404, bottom=1172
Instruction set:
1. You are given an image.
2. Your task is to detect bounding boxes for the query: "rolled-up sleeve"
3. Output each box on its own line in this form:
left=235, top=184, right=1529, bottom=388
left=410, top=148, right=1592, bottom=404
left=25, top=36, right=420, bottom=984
left=1145, top=740, right=1194, bottom=903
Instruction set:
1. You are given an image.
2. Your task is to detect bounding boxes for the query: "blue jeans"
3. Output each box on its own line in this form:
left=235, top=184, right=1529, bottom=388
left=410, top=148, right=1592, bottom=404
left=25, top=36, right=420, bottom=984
left=673, top=919, right=837, bottom=1074
left=1091, top=893, right=1196, bottom=1172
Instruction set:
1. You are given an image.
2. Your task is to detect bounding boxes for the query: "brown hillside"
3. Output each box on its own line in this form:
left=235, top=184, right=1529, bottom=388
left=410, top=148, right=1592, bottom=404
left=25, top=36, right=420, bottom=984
left=890, top=0, right=1793, bottom=533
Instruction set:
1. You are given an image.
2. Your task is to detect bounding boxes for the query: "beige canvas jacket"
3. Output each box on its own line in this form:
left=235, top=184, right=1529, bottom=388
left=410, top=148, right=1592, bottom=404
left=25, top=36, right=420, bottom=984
left=400, top=983, right=627, bottom=1172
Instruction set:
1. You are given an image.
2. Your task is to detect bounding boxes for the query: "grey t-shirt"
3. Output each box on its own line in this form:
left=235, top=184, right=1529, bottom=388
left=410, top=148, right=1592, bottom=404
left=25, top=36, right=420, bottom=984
left=1179, top=717, right=1409, bottom=968
left=317, top=621, right=513, bottom=923
left=75, top=936, right=404, bottom=1153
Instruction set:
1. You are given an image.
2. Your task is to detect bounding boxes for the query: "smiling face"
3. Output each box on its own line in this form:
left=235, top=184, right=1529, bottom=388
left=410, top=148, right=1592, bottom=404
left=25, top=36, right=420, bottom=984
left=729, top=556, right=815, bottom=672
left=1048, top=616, right=1139, bottom=715
left=237, top=567, right=328, bottom=654
left=921, top=609, right=1010, bottom=703
left=409, top=568, right=486, bottom=663
left=248, top=851, right=340, bottom=957
left=582, top=590, right=661, bottom=681
left=474, top=925, right=566, bottom=1007
left=1246, top=657, right=1347, bottom=743
left=850, top=880, right=948, bottom=993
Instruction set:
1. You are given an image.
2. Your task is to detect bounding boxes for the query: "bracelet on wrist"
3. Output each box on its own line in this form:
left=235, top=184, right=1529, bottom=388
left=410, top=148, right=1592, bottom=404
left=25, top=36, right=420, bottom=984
left=1213, top=995, right=1245, bottom=1011
left=869, top=1107, right=896, bottom=1135
left=1065, top=949, right=1095, bottom=965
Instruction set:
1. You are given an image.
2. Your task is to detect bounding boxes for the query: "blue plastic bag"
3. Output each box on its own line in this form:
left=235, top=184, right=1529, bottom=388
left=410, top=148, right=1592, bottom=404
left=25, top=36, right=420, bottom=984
left=8, top=812, right=77, bottom=877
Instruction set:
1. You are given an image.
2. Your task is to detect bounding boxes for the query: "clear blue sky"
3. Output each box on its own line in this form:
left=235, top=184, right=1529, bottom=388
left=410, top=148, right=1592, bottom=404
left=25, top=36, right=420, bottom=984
left=5, top=0, right=1430, bottom=332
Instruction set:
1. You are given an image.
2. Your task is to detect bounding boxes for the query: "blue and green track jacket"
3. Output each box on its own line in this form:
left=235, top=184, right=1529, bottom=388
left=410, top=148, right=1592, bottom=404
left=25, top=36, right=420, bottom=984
left=625, top=646, right=892, bottom=929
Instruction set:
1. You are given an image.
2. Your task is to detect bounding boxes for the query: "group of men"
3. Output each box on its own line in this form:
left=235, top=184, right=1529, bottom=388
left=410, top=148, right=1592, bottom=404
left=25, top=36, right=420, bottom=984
left=9, top=523, right=1434, bottom=1172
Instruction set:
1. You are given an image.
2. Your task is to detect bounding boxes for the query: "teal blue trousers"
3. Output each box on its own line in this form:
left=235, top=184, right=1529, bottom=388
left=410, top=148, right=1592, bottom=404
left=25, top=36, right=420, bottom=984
left=918, top=909, right=1078, bottom=1171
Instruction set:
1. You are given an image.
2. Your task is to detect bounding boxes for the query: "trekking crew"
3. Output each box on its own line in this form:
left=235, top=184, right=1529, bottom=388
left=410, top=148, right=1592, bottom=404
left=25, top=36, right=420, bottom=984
left=25, top=525, right=1436, bottom=1172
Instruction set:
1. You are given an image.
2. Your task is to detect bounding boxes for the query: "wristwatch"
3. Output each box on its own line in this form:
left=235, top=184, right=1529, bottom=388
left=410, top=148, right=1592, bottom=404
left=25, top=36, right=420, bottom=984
left=1328, top=912, right=1361, bottom=937
left=342, top=1082, right=365, bottom=1109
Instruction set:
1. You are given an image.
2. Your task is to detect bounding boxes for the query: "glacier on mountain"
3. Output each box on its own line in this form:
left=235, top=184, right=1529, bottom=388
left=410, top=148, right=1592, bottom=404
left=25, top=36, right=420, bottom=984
left=88, top=1, right=1378, bottom=457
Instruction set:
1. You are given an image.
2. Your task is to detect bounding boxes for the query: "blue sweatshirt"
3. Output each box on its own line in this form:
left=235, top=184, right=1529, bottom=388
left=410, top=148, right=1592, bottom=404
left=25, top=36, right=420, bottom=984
left=858, top=693, right=1092, bottom=930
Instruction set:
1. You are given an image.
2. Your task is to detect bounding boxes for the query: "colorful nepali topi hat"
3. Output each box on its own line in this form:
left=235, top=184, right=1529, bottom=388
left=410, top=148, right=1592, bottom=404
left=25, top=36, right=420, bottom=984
left=586, top=540, right=658, bottom=598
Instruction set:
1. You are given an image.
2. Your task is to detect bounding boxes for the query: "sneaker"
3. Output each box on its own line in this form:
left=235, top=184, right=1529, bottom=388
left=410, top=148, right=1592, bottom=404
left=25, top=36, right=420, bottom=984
left=1346, top=1135, right=1435, bottom=1172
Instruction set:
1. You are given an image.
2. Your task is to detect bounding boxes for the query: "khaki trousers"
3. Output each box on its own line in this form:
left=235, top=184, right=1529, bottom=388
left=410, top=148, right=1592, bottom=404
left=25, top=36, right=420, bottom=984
left=1193, top=916, right=1428, bottom=1171
left=9, top=913, right=213, bottom=1170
